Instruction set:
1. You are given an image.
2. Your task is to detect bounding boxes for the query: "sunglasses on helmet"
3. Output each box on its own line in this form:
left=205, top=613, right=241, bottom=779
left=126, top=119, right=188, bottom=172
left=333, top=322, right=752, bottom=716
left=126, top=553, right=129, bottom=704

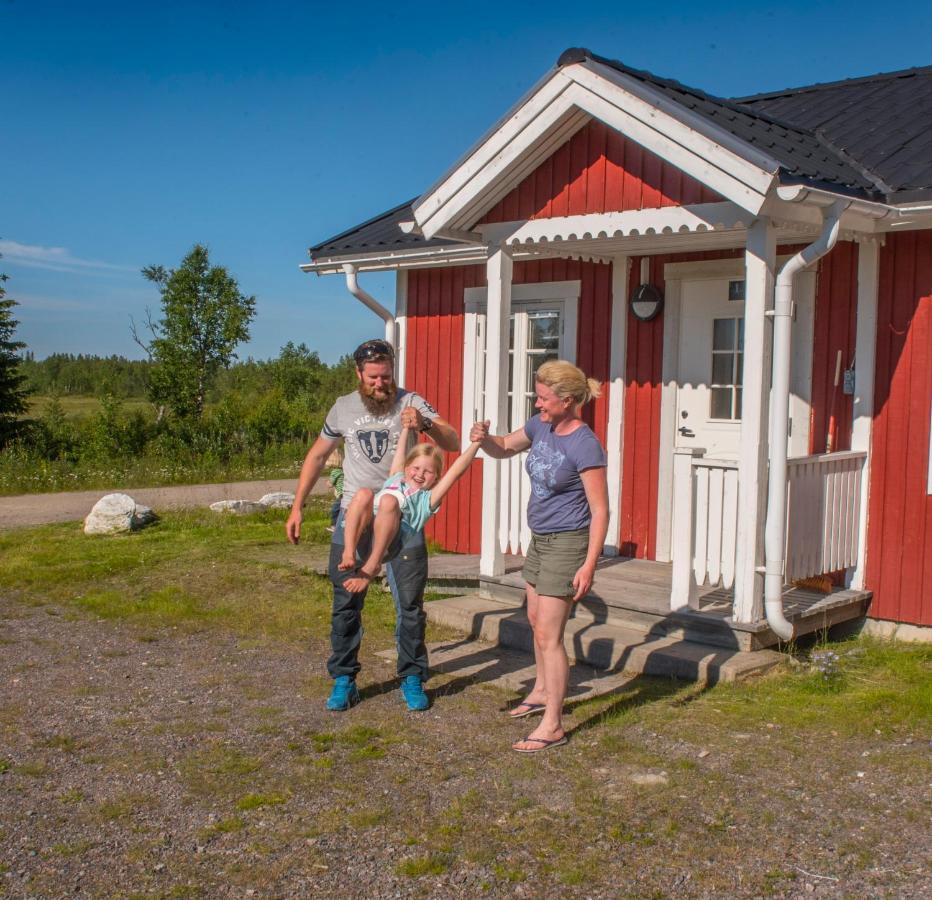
left=353, top=339, right=395, bottom=366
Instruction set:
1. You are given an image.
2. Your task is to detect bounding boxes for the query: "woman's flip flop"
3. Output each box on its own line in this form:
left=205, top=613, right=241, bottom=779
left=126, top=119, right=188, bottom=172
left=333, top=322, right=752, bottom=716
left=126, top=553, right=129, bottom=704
left=508, top=702, right=546, bottom=719
left=512, top=735, right=568, bottom=753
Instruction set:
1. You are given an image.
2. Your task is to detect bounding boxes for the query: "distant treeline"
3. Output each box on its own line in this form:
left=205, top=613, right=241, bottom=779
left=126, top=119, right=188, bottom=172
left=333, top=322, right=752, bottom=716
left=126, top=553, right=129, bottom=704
left=21, top=344, right=356, bottom=406
left=3, top=343, right=357, bottom=494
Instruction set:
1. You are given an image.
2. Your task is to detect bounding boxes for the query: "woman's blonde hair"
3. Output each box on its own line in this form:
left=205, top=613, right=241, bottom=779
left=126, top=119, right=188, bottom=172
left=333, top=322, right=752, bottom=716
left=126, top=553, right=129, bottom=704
left=535, top=360, right=601, bottom=407
left=404, top=442, right=445, bottom=475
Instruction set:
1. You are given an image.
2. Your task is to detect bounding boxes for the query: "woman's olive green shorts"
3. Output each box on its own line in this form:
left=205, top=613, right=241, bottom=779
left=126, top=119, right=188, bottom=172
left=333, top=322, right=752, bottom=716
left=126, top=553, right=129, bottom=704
left=522, top=528, right=590, bottom=599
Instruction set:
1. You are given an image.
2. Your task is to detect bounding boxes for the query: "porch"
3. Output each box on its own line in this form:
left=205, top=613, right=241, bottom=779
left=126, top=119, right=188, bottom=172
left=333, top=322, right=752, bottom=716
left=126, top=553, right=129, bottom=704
left=423, top=551, right=872, bottom=653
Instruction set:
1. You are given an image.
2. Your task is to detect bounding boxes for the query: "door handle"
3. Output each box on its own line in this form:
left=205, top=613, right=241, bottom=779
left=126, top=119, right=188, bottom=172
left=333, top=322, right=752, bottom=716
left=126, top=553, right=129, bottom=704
left=678, top=426, right=695, bottom=437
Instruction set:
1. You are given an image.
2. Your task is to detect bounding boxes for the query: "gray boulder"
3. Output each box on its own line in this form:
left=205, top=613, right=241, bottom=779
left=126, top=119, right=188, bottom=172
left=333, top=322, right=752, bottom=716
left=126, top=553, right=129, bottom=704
left=84, top=493, right=158, bottom=535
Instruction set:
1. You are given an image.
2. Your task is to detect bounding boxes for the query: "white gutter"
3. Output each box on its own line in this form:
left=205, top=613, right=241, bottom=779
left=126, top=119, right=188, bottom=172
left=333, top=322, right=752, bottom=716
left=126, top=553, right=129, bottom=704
left=763, top=200, right=847, bottom=640
left=342, top=263, right=396, bottom=349
left=776, top=185, right=932, bottom=220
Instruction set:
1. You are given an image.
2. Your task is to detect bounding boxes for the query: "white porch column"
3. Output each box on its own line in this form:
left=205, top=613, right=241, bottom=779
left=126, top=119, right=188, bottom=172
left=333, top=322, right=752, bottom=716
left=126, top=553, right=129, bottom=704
left=604, top=255, right=631, bottom=555
left=480, top=248, right=513, bottom=577
left=394, top=269, right=408, bottom=387
left=733, top=217, right=776, bottom=623
left=850, top=239, right=880, bottom=590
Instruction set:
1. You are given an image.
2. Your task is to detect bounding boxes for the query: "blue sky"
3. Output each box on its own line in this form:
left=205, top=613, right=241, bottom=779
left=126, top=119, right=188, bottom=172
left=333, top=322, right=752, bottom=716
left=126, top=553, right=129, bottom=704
left=4, top=0, right=931, bottom=364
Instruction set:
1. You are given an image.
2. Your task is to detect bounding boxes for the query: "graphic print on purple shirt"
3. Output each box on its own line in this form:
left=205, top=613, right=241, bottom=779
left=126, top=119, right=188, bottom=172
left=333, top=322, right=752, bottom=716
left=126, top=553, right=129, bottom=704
left=523, top=415, right=607, bottom=533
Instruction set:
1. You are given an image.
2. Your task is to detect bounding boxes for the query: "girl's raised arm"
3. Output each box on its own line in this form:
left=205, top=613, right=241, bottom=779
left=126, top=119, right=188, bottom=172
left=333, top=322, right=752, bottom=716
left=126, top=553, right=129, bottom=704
left=390, top=425, right=412, bottom=477
left=429, top=441, right=481, bottom=508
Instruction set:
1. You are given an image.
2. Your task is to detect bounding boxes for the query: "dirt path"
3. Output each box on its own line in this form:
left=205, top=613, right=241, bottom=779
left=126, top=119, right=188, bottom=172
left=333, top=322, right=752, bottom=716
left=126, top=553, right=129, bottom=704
left=0, top=479, right=329, bottom=529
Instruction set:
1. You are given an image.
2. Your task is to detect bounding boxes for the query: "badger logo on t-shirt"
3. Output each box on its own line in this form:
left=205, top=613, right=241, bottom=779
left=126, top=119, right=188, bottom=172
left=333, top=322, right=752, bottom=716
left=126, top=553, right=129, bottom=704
left=356, top=429, right=390, bottom=463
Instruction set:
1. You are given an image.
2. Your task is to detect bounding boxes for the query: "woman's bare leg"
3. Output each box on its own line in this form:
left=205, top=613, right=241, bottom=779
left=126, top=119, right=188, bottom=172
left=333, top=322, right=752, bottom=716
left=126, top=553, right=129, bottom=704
left=513, top=593, right=572, bottom=749
left=339, top=488, right=374, bottom=571
left=509, top=584, right=548, bottom=716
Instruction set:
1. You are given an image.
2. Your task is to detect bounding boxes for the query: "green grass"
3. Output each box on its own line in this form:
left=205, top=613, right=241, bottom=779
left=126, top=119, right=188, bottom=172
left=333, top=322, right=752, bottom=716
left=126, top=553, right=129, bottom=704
left=0, top=501, right=400, bottom=647
left=235, top=792, right=287, bottom=812
left=396, top=853, right=451, bottom=877
left=27, top=395, right=153, bottom=421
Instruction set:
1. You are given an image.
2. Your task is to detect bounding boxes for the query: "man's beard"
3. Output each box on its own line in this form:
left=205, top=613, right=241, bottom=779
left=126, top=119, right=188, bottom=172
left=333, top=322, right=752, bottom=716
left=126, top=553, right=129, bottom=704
left=358, top=381, right=398, bottom=416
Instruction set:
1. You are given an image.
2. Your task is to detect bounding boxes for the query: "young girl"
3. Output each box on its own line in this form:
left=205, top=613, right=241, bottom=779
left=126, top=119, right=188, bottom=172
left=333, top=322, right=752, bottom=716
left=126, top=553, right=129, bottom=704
left=340, top=427, right=481, bottom=593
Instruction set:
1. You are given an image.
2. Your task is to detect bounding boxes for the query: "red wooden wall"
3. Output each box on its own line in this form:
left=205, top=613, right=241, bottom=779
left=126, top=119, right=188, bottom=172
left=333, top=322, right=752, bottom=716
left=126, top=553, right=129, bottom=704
left=405, top=260, right=613, bottom=554
left=480, top=119, right=722, bottom=224
left=405, top=266, right=484, bottom=554
left=809, top=241, right=859, bottom=454
left=865, top=230, right=932, bottom=626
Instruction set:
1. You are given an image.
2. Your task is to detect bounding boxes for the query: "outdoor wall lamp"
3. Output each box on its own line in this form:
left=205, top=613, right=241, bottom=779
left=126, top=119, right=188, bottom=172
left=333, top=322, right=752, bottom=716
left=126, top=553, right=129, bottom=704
left=630, top=283, right=664, bottom=321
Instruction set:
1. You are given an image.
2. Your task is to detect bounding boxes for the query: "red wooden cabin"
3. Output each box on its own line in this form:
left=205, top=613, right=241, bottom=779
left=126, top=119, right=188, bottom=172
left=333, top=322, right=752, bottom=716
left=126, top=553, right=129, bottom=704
left=305, top=49, right=932, bottom=639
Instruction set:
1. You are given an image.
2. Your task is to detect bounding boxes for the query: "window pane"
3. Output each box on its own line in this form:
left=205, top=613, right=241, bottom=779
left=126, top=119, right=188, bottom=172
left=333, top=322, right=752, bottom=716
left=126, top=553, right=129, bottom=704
left=736, top=352, right=744, bottom=383
left=508, top=353, right=514, bottom=387
left=529, top=312, right=560, bottom=350
left=509, top=315, right=515, bottom=350
left=737, top=317, right=745, bottom=351
left=713, top=318, right=735, bottom=351
left=735, top=387, right=743, bottom=419
left=712, top=353, right=733, bottom=385
left=711, top=387, right=732, bottom=419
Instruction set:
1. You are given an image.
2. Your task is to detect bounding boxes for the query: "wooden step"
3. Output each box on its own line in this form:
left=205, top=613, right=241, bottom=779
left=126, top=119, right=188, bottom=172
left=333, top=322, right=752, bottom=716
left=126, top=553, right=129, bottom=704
left=426, top=593, right=785, bottom=684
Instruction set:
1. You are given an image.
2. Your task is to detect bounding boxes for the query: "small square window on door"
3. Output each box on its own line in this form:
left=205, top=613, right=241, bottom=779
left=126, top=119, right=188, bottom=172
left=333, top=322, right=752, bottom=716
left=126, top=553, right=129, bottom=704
left=710, top=316, right=744, bottom=420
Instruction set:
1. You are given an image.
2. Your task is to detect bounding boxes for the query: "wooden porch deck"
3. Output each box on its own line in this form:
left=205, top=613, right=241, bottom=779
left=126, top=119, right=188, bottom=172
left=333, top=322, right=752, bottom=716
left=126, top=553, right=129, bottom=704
left=423, top=553, right=872, bottom=651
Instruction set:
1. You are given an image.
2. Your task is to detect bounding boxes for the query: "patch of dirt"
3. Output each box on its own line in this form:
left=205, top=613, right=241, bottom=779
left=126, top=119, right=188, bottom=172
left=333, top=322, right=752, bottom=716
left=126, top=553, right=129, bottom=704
left=0, top=600, right=928, bottom=898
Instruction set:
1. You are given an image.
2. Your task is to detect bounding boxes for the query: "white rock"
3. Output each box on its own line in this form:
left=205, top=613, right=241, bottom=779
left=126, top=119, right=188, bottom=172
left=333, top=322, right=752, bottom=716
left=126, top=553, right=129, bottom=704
left=258, top=491, right=295, bottom=509
left=84, top=493, right=156, bottom=535
left=628, top=772, right=669, bottom=786
left=209, top=500, right=266, bottom=515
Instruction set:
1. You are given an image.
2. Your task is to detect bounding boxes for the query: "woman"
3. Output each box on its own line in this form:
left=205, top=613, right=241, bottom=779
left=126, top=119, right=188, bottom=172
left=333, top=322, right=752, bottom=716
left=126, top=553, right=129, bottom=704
left=471, top=360, right=608, bottom=752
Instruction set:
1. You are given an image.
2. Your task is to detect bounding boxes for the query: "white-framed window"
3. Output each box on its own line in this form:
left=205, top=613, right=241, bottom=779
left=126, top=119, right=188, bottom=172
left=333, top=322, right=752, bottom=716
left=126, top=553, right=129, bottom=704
left=462, top=281, right=579, bottom=438
left=709, top=315, right=744, bottom=421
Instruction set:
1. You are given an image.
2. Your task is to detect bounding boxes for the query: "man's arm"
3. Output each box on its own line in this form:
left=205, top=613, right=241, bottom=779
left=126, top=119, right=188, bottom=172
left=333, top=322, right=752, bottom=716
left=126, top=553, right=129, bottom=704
left=285, top=434, right=337, bottom=545
left=400, top=405, right=459, bottom=452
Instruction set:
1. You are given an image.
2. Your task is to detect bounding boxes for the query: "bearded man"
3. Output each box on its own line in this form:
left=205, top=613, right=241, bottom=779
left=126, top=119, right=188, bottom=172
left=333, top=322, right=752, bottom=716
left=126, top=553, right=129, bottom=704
left=286, top=339, right=459, bottom=711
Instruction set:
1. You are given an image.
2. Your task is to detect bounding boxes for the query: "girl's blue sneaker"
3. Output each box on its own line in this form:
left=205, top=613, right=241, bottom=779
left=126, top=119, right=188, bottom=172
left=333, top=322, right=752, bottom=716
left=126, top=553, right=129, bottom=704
left=400, top=675, right=429, bottom=711
left=326, top=675, right=360, bottom=711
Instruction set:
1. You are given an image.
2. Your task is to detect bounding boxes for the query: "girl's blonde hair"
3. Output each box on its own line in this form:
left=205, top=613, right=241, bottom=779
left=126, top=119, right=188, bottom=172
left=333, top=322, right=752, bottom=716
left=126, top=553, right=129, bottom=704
left=535, top=360, right=601, bottom=407
left=404, top=442, right=445, bottom=475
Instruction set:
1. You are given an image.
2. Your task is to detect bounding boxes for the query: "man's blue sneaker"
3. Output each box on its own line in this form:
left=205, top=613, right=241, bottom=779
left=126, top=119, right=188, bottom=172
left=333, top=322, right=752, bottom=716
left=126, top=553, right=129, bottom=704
left=326, top=675, right=360, bottom=711
left=400, top=675, right=429, bottom=711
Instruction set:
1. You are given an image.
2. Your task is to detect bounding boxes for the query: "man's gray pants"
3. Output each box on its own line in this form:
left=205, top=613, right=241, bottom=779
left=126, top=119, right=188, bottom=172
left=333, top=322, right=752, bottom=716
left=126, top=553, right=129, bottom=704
left=326, top=509, right=429, bottom=680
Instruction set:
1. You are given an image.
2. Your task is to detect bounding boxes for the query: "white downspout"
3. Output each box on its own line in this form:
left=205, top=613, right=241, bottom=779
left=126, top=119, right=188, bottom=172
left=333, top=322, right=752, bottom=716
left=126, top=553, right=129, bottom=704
left=342, top=263, right=397, bottom=349
left=763, top=200, right=848, bottom=640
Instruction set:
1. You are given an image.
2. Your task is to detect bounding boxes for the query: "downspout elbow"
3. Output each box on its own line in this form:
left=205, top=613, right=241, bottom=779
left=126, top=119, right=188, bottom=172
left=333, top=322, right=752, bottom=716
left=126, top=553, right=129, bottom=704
left=764, top=200, right=847, bottom=642
left=342, top=263, right=396, bottom=347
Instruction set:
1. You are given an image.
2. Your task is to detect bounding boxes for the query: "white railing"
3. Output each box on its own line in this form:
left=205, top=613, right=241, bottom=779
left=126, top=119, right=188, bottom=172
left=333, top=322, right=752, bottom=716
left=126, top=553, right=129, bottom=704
left=671, top=449, right=739, bottom=607
left=670, top=447, right=867, bottom=609
left=785, top=451, right=866, bottom=582
left=499, top=456, right=532, bottom=555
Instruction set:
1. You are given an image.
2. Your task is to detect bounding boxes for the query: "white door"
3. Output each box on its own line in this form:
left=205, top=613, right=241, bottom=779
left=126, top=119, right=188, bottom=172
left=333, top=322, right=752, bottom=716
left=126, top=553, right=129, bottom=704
left=676, top=278, right=745, bottom=459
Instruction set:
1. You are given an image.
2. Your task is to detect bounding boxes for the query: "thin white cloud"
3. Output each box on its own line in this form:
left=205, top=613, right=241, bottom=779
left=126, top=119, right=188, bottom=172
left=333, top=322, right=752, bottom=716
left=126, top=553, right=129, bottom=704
left=0, top=240, right=137, bottom=275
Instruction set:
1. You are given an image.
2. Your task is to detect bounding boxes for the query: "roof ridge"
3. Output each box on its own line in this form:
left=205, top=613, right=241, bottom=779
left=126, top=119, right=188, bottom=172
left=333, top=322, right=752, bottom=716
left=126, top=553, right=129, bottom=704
left=561, top=48, right=823, bottom=139
left=734, top=64, right=932, bottom=103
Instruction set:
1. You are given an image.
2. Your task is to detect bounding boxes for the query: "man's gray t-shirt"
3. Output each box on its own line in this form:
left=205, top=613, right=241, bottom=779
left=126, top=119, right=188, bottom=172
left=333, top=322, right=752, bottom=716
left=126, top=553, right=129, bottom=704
left=322, top=389, right=438, bottom=507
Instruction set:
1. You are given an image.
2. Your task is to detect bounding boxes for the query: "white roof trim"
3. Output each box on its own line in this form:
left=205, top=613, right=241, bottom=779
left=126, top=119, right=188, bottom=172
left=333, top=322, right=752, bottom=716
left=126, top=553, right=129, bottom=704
left=412, top=61, right=780, bottom=239
left=480, top=202, right=754, bottom=247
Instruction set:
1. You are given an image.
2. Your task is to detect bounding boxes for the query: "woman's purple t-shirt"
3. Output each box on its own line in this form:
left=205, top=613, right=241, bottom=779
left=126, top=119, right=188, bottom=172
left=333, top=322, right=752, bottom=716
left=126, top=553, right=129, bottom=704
left=523, top=415, right=607, bottom=533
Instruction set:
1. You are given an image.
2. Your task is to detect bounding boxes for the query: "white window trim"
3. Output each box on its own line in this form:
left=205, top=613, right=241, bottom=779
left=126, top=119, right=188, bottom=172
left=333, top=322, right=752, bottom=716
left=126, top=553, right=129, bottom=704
left=461, top=280, right=580, bottom=443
